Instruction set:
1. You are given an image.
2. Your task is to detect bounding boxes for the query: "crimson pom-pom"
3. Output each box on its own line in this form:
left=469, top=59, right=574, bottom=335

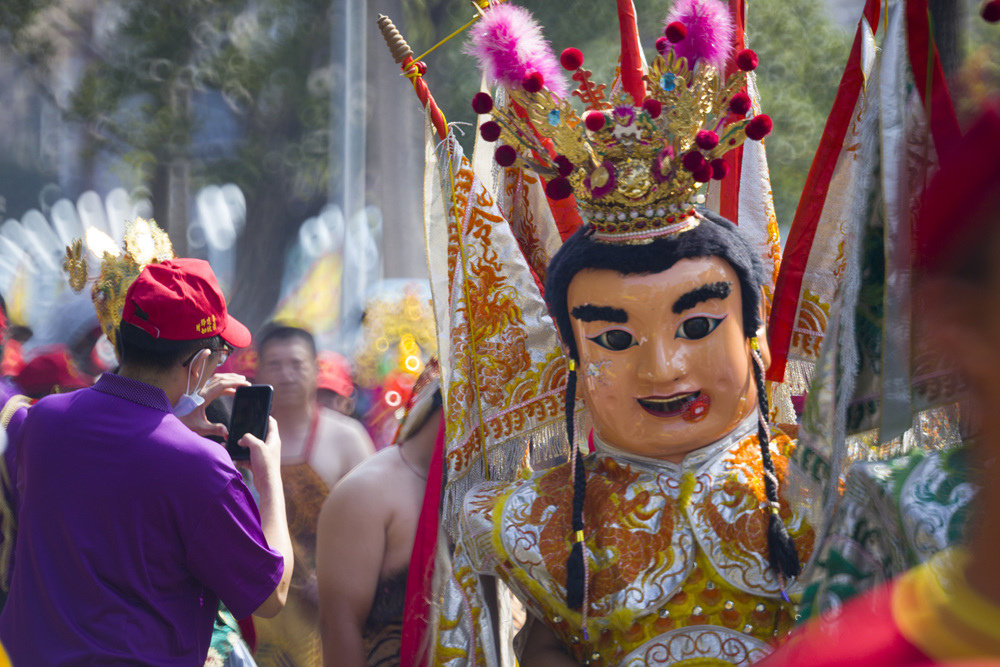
left=693, top=163, right=714, bottom=183
left=494, top=145, right=517, bottom=167
left=560, top=48, right=584, bottom=70
left=984, top=0, right=1000, bottom=22
left=665, top=21, right=687, bottom=43
left=682, top=150, right=706, bottom=173
left=480, top=121, right=501, bottom=143
left=472, top=92, right=494, bottom=115
left=710, top=158, right=729, bottom=180
left=522, top=72, right=544, bottom=93
left=745, top=114, right=773, bottom=141
left=736, top=49, right=759, bottom=72
left=643, top=98, right=663, bottom=119
left=696, top=130, right=719, bottom=150
left=545, top=176, right=573, bottom=200
left=729, top=92, right=752, bottom=116
left=554, top=155, right=574, bottom=176
left=655, top=36, right=669, bottom=55
left=585, top=112, right=606, bottom=132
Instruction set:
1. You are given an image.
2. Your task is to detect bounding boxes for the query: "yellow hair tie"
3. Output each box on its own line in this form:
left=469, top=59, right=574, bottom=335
left=750, top=337, right=760, bottom=351
left=567, top=359, right=577, bottom=372
left=574, top=530, right=585, bottom=544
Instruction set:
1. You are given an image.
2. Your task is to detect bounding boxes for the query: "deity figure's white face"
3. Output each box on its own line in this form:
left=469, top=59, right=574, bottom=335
left=567, top=256, right=759, bottom=461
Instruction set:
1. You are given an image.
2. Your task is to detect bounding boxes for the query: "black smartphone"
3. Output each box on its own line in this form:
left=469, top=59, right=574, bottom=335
left=226, top=385, right=273, bottom=461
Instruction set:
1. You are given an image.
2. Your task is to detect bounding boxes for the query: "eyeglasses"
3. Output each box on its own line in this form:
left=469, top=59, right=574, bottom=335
left=182, top=345, right=233, bottom=367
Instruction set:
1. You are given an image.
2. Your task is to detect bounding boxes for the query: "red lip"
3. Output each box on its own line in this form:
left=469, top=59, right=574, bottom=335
left=636, top=391, right=701, bottom=417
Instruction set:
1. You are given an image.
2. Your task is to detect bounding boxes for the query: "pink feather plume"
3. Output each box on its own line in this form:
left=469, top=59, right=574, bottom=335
left=465, top=3, right=568, bottom=99
left=664, top=0, right=735, bottom=72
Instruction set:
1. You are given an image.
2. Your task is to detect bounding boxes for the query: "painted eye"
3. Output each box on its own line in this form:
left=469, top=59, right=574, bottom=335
left=588, top=329, right=637, bottom=351
left=676, top=316, right=725, bottom=340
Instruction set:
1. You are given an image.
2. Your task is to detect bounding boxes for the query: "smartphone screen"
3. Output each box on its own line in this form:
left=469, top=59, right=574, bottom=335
left=226, top=385, right=273, bottom=461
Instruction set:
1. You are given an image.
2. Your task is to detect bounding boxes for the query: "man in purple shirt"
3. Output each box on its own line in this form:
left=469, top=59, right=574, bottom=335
left=0, top=258, right=293, bottom=665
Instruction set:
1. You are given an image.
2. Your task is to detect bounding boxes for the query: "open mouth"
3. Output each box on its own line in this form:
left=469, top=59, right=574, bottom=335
left=637, top=391, right=701, bottom=417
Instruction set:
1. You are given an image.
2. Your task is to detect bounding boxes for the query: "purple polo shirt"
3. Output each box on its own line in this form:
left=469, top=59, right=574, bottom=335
left=0, top=373, right=284, bottom=665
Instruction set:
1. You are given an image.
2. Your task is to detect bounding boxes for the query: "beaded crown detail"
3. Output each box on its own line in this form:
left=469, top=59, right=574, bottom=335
left=64, top=217, right=174, bottom=353
left=471, top=0, right=771, bottom=244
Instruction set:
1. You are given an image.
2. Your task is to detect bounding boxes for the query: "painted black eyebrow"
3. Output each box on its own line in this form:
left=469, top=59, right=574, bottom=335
left=570, top=305, right=628, bottom=323
left=672, top=281, right=732, bottom=314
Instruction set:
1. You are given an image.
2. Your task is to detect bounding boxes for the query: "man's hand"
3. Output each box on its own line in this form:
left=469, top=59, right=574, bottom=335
left=176, top=373, right=250, bottom=439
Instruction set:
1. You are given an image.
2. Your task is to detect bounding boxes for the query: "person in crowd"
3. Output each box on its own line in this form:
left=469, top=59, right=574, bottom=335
left=316, top=350, right=361, bottom=419
left=758, top=102, right=1000, bottom=667
left=316, top=359, right=442, bottom=667
left=0, top=258, right=293, bottom=665
left=252, top=324, right=375, bottom=666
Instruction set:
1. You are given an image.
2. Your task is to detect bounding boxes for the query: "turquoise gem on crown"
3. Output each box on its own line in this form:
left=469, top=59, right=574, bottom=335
left=660, top=72, right=676, bottom=91
left=548, top=109, right=561, bottom=126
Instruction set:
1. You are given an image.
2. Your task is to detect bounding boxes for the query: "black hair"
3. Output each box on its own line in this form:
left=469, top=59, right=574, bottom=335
left=544, top=210, right=800, bottom=611
left=118, top=322, right=224, bottom=372
left=256, top=323, right=318, bottom=360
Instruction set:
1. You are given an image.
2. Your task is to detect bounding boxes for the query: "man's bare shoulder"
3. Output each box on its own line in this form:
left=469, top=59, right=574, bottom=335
left=315, top=406, right=375, bottom=452
left=324, top=446, right=412, bottom=515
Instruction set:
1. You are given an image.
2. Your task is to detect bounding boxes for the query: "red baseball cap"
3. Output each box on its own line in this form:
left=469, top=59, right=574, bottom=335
left=317, top=351, right=353, bottom=397
left=15, top=346, right=94, bottom=397
left=121, top=258, right=251, bottom=348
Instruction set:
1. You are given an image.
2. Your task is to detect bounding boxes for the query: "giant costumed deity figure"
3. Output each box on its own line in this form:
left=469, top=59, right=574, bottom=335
left=419, top=1, right=819, bottom=665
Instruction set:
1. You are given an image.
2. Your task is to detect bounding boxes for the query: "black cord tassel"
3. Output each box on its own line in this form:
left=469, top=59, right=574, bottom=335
left=563, top=365, right=587, bottom=610
left=751, top=350, right=802, bottom=580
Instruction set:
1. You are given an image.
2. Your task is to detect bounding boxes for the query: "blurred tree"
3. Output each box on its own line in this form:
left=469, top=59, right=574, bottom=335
left=64, top=0, right=335, bottom=329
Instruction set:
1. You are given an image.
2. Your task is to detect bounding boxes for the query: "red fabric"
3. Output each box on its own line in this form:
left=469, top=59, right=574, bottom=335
left=766, top=0, right=882, bottom=382
left=718, top=0, right=747, bottom=225
left=1, top=339, right=24, bottom=378
left=616, top=0, right=647, bottom=104
left=905, top=0, right=960, bottom=156
left=122, top=258, right=251, bottom=348
left=399, top=416, right=446, bottom=667
left=14, top=346, right=94, bottom=397
left=237, top=617, right=257, bottom=653
left=914, top=102, right=1000, bottom=272
left=758, top=581, right=929, bottom=667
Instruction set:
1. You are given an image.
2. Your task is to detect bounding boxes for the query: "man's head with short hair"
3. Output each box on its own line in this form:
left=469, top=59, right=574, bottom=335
left=255, top=324, right=319, bottom=410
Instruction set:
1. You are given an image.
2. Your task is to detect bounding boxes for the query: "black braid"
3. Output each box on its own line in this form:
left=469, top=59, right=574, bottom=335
left=752, top=351, right=802, bottom=580
left=564, top=365, right=587, bottom=610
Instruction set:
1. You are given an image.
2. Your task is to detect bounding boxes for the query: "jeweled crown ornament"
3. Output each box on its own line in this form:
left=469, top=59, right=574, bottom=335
left=469, top=0, right=771, bottom=244
left=65, top=217, right=174, bottom=353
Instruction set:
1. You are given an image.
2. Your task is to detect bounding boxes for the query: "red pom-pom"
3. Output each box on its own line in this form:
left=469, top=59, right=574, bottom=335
left=554, top=155, right=574, bottom=176
left=710, top=158, right=729, bottom=180
left=494, top=145, right=517, bottom=167
left=585, top=112, right=606, bottom=132
left=729, top=92, right=752, bottom=116
left=745, top=114, right=773, bottom=141
left=560, top=48, right=584, bottom=70
left=545, top=176, right=573, bottom=200
left=480, top=121, right=501, bottom=143
left=522, top=72, right=544, bottom=93
left=984, top=0, right=1000, bottom=22
left=695, top=130, right=719, bottom=150
left=665, top=21, right=687, bottom=43
left=693, top=163, right=714, bottom=183
left=471, top=92, right=494, bottom=115
left=643, top=98, right=663, bottom=119
left=682, top=150, right=706, bottom=173
left=736, top=49, right=759, bottom=71
left=655, top=36, right=669, bottom=55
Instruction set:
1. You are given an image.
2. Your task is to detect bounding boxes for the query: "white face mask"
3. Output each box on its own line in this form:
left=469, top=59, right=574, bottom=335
left=173, top=350, right=210, bottom=417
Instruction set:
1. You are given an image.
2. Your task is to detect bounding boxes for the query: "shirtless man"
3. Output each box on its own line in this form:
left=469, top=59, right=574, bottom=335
left=316, top=362, right=442, bottom=667
left=252, top=324, right=375, bottom=667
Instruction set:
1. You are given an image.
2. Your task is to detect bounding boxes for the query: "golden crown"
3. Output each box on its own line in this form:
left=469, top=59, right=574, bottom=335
left=64, top=217, right=174, bottom=353
left=471, top=3, right=771, bottom=243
